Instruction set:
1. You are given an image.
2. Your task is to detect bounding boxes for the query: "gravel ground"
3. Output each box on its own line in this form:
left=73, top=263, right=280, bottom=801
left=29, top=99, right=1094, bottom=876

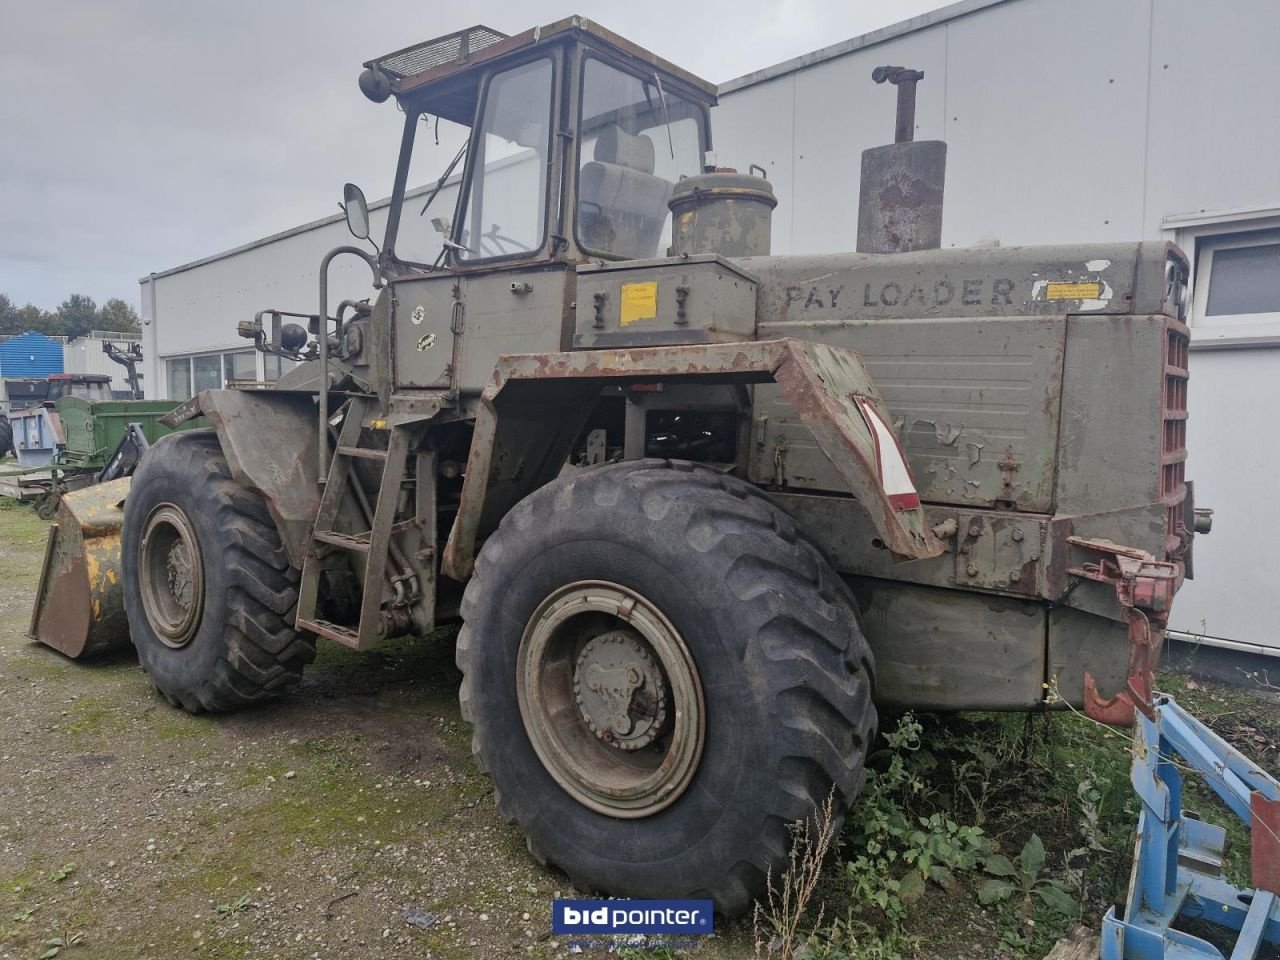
left=0, top=502, right=748, bottom=960
left=8, top=493, right=1273, bottom=960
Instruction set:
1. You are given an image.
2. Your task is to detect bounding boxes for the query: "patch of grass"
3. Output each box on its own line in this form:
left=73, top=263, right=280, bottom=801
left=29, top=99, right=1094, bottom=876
left=5, top=647, right=78, bottom=681
left=752, top=671, right=1280, bottom=960
left=0, top=865, right=78, bottom=954
left=60, top=694, right=129, bottom=735
left=0, top=505, right=51, bottom=581
left=756, top=712, right=1127, bottom=958
left=145, top=707, right=214, bottom=741
left=181, top=732, right=483, bottom=892
left=1155, top=673, right=1280, bottom=888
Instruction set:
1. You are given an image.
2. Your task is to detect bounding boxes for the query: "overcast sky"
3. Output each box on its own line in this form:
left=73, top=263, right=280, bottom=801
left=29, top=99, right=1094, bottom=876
left=1, top=0, right=946, bottom=311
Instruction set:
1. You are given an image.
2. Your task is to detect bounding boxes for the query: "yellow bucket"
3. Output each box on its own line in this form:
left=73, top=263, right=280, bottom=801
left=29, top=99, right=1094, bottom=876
left=28, top=477, right=133, bottom=658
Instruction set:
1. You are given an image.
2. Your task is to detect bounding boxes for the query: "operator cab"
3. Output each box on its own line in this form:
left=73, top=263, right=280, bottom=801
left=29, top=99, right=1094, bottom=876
left=357, top=17, right=717, bottom=274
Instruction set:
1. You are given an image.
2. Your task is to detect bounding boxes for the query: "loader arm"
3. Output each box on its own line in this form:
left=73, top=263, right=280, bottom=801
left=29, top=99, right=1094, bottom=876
left=441, top=338, right=944, bottom=581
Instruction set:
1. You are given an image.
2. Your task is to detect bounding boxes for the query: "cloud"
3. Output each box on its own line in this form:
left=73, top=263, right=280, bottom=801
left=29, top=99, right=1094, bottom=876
left=0, top=0, right=942, bottom=310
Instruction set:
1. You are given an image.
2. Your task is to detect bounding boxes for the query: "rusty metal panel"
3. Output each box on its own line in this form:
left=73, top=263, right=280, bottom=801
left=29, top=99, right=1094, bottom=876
left=385, top=17, right=718, bottom=106
left=856, top=140, right=946, bottom=254
left=1046, top=605, right=1133, bottom=708
left=1054, top=314, right=1166, bottom=520
left=441, top=378, right=599, bottom=582
left=441, top=338, right=944, bottom=580
left=771, top=341, right=941, bottom=559
left=774, top=491, right=1074, bottom=605
left=182, top=390, right=322, bottom=569
left=29, top=478, right=133, bottom=658
left=751, top=314, right=1066, bottom=512
left=950, top=511, right=1045, bottom=595
left=1253, top=793, right=1280, bottom=896
left=849, top=578, right=1045, bottom=710
left=573, top=255, right=757, bottom=348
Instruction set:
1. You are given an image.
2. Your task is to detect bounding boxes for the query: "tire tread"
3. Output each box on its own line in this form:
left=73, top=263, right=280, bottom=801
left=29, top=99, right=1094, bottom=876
left=457, top=458, right=876, bottom=916
left=126, top=432, right=315, bottom=713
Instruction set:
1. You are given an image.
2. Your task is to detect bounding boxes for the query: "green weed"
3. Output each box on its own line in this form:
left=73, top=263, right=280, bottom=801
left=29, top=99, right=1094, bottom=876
left=979, top=833, right=1077, bottom=921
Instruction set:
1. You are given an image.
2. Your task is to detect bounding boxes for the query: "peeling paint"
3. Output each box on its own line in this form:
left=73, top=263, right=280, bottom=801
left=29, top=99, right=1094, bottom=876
left=1077, top=279, right=1114, bottom=312
left=935, top=422, right=963, bottom=446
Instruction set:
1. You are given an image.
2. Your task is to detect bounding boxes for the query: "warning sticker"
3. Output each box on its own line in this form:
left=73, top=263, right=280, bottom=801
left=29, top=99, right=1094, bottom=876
left=620, top=282, right=658, bottom=326
left=1045, top=281, right=1103, bottom=300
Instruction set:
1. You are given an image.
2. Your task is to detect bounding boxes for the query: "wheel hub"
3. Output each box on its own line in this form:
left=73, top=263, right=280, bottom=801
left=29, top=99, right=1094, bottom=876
left=166, top=541, right=194, bottom=609
left=138, top=503, right=205, bottom=649
left=573, top=629, right=669, bottom=750
left=516, top=581, right=705, bottom=818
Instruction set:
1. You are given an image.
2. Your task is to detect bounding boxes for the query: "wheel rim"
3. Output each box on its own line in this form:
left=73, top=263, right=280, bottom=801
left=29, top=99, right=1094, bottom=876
left=138, top=503, right=205, bottom=649
left=516, top=580, right=705, bottom=818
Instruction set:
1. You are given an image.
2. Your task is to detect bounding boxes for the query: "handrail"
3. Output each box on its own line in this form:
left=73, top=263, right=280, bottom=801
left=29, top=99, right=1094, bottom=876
left=316, top=246, right=381, bottom=483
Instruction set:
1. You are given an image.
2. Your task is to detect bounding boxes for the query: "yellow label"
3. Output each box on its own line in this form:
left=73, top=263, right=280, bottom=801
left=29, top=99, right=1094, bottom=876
left=620, top=282, right=658, bottom=326
left=1045, top=281, right=1103, bottom=300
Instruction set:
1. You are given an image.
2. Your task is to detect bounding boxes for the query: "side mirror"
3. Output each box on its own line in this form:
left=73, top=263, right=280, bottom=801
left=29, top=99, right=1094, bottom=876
left=343, top=183, right=371, bottom=240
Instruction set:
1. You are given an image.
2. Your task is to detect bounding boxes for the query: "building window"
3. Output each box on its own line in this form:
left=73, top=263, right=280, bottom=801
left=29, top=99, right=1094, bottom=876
left=1192, top=228, right=1280, bottom=346
left=167, top=358, right=193, bottom=400
left=193, top=354, right=221, bottom=394
left=224, top=351, right=257, bottom=385
left=263, top=353, right=297, bottom=383
left=163, top=349, right=261, bottom=400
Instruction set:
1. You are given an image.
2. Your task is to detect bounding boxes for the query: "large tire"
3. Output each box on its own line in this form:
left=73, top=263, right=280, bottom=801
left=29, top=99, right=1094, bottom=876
left=457, top=459, right=876, bottom=916
left=122, top=431, right=315, bottom=712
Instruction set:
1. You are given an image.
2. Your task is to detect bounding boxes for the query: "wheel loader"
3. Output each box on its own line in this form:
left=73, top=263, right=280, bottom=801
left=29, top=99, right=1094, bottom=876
left=31, top=17, right=1211, bottom=914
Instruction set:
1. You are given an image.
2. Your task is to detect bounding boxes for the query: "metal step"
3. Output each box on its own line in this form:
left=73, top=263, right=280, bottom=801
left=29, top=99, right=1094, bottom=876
left=296, top=617, right=361, bottom=649
left=313, top=519, right=418, bottom=554
left=337, top=445, right=389, bottom=460
left=314, top=529, right=371, bottom=552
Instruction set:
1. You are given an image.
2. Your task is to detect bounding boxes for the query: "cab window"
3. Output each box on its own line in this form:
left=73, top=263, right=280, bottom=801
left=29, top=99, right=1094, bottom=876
left=576, top=58, right=704, bottom=260
left=454, top=58, right=555, bottom=261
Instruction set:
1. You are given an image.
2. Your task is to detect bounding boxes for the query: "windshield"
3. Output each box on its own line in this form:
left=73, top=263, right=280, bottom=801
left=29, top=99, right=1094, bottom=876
left=390, top=114, right=472, bottom=266
left=576, top=58, right=704, bottom=260
left=453, top=58, right=555, bottom=261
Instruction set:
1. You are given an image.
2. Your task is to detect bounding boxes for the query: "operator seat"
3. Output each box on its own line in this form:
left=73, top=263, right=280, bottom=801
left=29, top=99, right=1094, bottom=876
left=578, top=126, right=672, bottom=259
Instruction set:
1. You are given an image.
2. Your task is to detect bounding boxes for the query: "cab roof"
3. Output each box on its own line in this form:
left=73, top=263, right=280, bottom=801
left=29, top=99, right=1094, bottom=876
left=364, top=16, right=718, bottom=124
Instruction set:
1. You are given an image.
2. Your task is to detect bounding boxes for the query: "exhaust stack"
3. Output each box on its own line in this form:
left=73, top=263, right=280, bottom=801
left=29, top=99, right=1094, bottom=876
left=856, top=66, right=946, bottom=254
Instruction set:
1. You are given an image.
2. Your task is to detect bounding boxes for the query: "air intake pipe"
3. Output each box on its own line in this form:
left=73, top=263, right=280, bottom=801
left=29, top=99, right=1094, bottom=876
left=856, top=66, right=946, bottom=254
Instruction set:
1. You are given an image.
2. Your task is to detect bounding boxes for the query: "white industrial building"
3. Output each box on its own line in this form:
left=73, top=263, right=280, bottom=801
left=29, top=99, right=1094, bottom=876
left=139, top=0, right=1280, bottom=654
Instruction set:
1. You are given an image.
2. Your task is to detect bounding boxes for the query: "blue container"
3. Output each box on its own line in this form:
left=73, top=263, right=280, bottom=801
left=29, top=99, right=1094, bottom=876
left=0, top=332, right=64, bottom=380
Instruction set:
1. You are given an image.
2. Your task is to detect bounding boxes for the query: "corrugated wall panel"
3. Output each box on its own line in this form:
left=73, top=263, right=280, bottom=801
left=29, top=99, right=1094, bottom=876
left=0, top=332, right=65, bottom=379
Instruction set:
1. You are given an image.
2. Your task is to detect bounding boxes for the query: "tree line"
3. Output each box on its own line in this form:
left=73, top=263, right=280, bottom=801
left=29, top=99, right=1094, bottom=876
left=0, top=293, right=141, bottom=341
